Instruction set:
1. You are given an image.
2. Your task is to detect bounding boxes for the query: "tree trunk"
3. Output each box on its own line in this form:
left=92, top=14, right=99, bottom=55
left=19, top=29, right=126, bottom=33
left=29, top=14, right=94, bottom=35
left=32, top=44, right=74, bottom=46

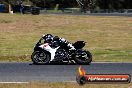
left=9, top=4, right=13, bottom=14
left=9, top=4, right=11, bottom=12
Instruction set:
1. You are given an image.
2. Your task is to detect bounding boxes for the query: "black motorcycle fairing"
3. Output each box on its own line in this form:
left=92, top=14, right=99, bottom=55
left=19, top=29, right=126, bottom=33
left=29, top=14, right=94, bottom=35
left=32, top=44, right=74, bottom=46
left=34, top=42, right=42, bottom=51
left=54, top=48, right=69, bottom=61
left=33, top=38, right=44, bottom=51
left=53, top=42, right=70, bottom=61
left=73, top=41, right=85, bottom=49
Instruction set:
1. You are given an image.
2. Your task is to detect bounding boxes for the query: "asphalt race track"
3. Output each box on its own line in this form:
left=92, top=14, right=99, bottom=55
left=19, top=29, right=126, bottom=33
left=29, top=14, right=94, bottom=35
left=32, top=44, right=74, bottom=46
left=0, top=62, right=132, bottom=82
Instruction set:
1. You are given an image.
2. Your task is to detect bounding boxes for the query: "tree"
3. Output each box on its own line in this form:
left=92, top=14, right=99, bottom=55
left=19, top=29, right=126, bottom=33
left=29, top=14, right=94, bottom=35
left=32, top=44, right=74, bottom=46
left=0, top=0, right=24, bottom=12
left=76, top=0, right=96, bottom=13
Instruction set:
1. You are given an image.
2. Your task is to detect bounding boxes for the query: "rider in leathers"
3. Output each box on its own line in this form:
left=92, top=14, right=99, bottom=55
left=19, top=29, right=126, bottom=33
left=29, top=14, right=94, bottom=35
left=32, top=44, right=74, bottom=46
left=41, top=34, right=75, bottom=50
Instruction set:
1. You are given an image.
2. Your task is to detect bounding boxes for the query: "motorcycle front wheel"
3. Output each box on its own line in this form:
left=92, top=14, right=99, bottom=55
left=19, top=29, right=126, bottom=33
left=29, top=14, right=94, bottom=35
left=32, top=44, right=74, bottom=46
left=74, top=50, right=92, bottom=65
left=31, top=51, right=50, bottom=65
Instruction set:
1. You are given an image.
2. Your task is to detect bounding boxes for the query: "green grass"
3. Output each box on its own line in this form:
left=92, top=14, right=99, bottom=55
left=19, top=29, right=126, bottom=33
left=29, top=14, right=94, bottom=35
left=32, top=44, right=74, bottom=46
left=0, top=82, right=131, bottom=88
left=0, top=13, right=132, bottom=62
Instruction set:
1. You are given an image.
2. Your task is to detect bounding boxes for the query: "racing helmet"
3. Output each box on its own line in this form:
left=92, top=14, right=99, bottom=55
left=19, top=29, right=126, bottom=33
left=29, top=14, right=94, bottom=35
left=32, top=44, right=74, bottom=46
left=42, top=34, right=54, bottom=42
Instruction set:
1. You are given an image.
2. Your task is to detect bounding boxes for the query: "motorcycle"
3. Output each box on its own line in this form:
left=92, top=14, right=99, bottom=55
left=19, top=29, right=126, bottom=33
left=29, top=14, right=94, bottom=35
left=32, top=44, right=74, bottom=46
left=31, top=37, right=92, bottom=65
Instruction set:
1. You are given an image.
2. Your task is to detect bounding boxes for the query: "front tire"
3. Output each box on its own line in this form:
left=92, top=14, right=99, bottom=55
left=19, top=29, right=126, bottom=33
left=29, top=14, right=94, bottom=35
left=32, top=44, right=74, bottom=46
left=74, top=50, right=92, bottom=65
left=31, top=51, right=50, bottom=65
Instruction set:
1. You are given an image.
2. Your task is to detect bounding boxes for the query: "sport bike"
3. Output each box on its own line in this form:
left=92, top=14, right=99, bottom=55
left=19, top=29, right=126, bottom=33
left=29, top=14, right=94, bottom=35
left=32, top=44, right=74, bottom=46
left=31, top=37, right=92, bottom=65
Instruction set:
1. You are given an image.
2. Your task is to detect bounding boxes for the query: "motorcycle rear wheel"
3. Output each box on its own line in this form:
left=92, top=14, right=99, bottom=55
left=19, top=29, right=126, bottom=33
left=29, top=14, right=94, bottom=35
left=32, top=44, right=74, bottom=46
left=74, top=50, right=92, bottom=65
left=31, top=51, right=50, bottom=65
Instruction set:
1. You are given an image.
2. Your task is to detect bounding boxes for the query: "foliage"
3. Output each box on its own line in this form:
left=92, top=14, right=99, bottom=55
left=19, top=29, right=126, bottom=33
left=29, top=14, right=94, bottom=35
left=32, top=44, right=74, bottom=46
left=0, top=0, right=132, bottom=9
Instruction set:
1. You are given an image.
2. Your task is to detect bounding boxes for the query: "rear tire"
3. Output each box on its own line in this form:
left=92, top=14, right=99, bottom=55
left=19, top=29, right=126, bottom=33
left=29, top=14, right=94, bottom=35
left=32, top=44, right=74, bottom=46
left=31, top=51, right=50, bottom=65
left=74, top=50, right=92, bottom=65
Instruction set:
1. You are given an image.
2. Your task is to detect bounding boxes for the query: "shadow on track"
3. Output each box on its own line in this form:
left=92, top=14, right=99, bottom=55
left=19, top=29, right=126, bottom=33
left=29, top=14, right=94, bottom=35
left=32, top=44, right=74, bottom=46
left=29, top=62, right=76, bottom=65
left=29, top=62, right=91, bottom=65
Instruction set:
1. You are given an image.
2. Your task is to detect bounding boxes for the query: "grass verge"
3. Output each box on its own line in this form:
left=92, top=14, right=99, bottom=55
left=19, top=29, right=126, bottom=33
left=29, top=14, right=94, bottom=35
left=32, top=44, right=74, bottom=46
left=0, top=82, right=132, bottom=88
left=0, top=13, right=132, bottom=62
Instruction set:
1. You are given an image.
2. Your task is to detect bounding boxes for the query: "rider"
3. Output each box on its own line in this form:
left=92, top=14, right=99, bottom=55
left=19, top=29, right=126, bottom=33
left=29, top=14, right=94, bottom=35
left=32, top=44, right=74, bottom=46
left=42, top=34, right=75, bottom=50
